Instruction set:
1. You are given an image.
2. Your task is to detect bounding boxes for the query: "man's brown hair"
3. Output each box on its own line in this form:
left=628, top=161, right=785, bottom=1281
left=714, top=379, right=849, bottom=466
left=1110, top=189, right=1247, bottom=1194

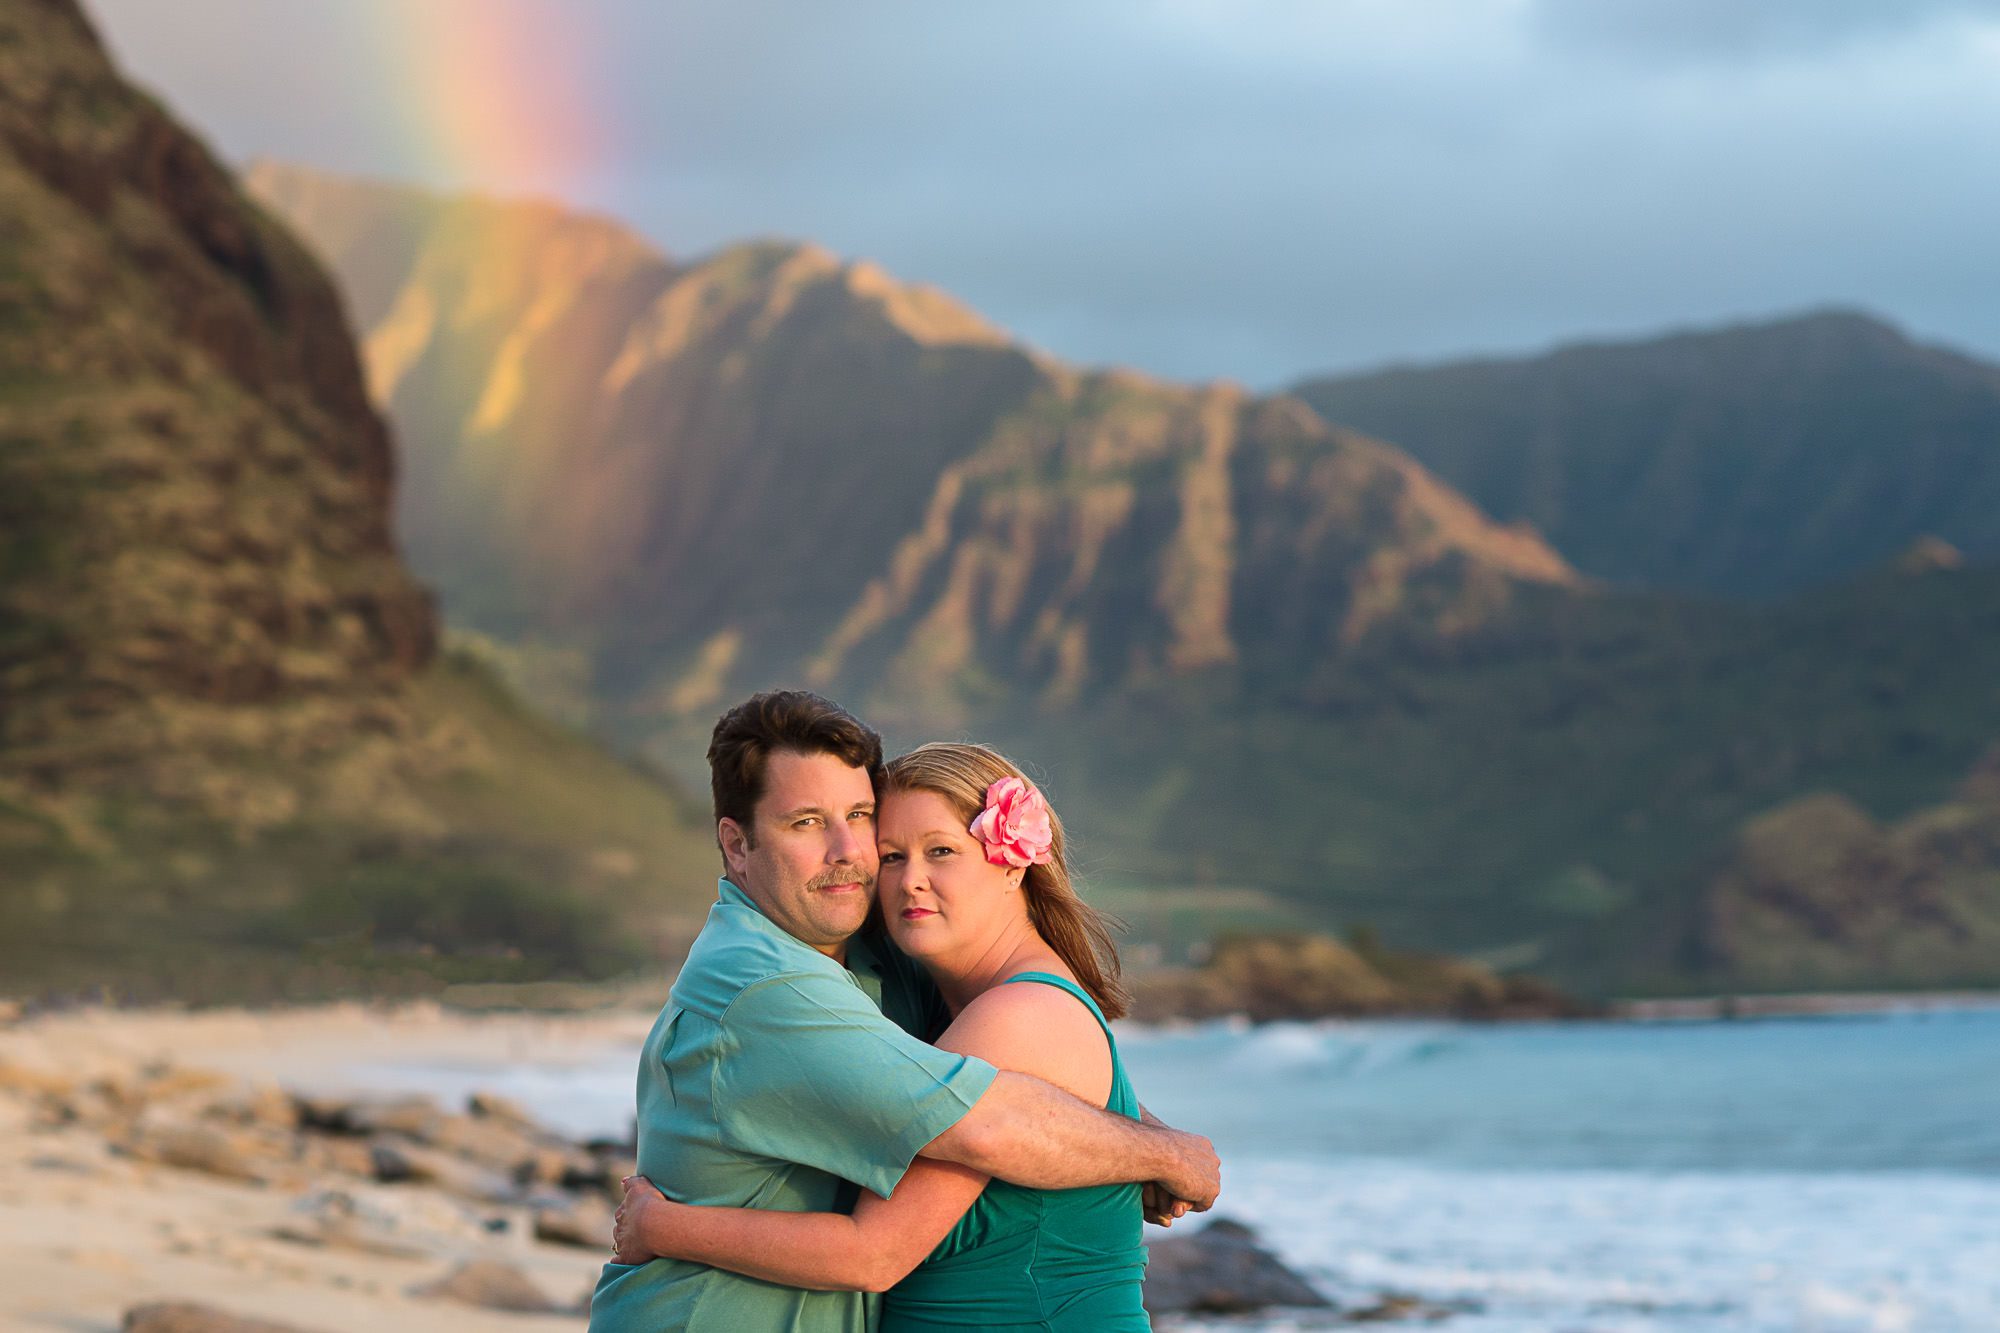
left=707, top=690, right=885, bottom=853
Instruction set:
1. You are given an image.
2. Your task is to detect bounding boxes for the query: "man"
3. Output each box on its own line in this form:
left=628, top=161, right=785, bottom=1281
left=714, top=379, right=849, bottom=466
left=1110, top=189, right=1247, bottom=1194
left=589, top=690, right=1218, bottom=1331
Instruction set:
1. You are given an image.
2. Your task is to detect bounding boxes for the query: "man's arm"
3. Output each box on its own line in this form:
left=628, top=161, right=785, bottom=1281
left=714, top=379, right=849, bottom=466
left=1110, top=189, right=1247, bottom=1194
left=1138, top=1103, right=1196, bottom=1225
left=920, top=1074, right=1219, bottom=1206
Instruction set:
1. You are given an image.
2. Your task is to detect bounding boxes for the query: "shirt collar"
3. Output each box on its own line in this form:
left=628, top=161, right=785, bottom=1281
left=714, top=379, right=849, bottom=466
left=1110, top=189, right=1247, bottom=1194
left=716, top=876, right=880, bottom=975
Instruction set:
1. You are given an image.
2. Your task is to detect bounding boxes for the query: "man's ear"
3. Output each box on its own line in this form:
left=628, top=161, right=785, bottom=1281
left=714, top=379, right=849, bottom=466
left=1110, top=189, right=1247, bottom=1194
left=718, top=817, right=753, bottom=881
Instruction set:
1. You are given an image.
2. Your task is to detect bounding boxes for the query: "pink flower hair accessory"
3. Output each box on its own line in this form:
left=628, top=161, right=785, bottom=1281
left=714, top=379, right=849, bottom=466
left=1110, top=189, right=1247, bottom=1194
left=969, top=776, right=1054, bottom=869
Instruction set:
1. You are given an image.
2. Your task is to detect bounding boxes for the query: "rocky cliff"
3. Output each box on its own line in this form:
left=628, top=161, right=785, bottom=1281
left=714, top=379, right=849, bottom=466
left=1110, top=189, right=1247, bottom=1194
left=242, top=163, right=2000, bottom=998
left=247, top=164, right=1581, bottom=728
left=1, top=2, right=435, bottom=790
left=1294, top=310, right=2000, bottom=599
left=0, top=1, right=711, bottom=996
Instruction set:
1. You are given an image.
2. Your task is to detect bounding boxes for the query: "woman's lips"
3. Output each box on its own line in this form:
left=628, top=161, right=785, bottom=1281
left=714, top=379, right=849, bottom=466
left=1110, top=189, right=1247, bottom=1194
left=900, top=907, right=937, bottom=920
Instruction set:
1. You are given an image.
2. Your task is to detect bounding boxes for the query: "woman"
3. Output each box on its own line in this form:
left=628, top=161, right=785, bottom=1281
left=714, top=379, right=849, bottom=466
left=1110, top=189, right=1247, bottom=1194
left=612, top=742, right=1155, bottom=1330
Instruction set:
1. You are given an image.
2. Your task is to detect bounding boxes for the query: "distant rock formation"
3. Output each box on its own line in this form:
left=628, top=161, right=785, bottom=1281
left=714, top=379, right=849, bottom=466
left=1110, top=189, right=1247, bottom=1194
left=1129, top=931, right=1587, bottom=1022
left=249, top=164, right=1580, bottom=727
left=1700, top=739, right=2000, bottom=989
left=1295, top=310, right=2000, bottom=599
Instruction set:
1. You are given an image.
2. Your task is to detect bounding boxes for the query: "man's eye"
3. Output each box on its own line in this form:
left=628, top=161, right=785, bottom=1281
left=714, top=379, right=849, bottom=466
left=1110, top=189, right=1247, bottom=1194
left=849, top=809, right=874, bottom=822
left=794, top=817, right=820, bottom=830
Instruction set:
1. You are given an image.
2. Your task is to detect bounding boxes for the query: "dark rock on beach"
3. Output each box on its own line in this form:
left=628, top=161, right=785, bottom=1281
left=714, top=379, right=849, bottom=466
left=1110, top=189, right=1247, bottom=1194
left=533, top=1191, right=616, bottom=1249
left=1144, top=1217, right=1330, bottom=1316
left=1129, top=931, right=1593, bottom=1023
left=412, top=1258, right=570, bottom=1313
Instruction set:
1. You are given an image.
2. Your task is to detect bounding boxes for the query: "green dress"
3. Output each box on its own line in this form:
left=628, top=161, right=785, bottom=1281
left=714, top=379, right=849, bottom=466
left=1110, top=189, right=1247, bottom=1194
left=881, top=972, right=1151, bottom=1331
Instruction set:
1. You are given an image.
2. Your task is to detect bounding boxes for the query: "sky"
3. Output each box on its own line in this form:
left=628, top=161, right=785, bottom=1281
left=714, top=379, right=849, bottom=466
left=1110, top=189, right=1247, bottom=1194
left=83, top=0, right=2000, bottom=388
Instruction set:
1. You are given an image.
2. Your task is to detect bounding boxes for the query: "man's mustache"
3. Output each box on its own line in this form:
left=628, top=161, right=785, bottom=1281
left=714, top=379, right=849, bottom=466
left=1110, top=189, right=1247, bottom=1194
left=807, top=866, right=875, bottom=891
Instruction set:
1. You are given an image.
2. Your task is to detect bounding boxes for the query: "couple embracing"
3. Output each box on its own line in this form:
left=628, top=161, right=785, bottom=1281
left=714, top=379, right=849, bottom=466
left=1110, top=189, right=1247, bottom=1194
left=589, top=690, right=1221, bottom=1331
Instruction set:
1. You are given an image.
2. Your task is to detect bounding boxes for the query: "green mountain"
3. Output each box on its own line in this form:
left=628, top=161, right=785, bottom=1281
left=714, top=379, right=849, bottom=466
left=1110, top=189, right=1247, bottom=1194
left=1294, top=311, right=2000, bottom=599
left=975, top=549, right=2000, bottom=994
left=0, top=0, right=713, bottom=998
left=245, top=172, right=2000, bottom=996
left=245, top=163, right=1577, bottom=727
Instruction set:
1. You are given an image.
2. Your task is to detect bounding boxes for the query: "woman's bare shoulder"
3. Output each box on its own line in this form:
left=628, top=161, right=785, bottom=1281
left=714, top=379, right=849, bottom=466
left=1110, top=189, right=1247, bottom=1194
left=938, top=975, right=1112, bottom=1104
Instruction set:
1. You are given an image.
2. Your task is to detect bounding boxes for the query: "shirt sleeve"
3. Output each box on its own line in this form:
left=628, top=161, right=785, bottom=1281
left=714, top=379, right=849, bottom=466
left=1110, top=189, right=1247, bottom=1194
left=712, top=970, right=998, bottom=1199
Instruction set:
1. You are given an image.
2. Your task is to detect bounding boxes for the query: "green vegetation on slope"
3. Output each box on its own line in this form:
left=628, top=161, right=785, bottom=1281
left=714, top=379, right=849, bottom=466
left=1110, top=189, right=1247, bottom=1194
left=0, top=0, right=714, bottom=1000
left=0, top=651, right=717, bottom=1001
left=1294, top=310, right=2000, bottom=599
left=948, top=558, right=2000, bottom=995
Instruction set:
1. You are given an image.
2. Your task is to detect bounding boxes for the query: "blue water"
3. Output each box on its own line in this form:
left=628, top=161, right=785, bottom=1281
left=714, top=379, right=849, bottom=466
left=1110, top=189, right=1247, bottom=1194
left=1116, top=1010, right=2000, bottom=1332
left=1119, top=1008, right=2000, bottom=1175
left=340, top=1007, right=2000, bottom=1331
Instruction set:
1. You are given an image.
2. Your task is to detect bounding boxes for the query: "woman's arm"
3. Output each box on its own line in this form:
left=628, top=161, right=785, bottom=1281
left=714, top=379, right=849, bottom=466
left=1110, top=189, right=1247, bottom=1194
left=614, top=1157, right=987, bottom=1292
left=609, top=980, right=1137, bottom=1289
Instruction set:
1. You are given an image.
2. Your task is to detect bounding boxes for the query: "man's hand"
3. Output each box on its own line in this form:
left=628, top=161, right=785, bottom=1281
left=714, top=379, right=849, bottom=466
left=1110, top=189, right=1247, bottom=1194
left=1156, top=1128, right=1220, bottom=1211
left=1135, top=1103, right=1208, bottom=1222
left=1142, top=1181, right=1193, bottom=1227
left=612, top=1175, right=671, bottom=1265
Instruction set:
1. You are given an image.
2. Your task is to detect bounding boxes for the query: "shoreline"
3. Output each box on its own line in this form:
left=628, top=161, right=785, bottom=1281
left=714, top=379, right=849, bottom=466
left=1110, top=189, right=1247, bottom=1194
left=10, top=979, right=2000, bottom=1036
left=4, top=995, right=1994, bottom=1331
left=1607, top=988, right=2000, bottom=1022
left=0, top=1003, right=647, bottom=1333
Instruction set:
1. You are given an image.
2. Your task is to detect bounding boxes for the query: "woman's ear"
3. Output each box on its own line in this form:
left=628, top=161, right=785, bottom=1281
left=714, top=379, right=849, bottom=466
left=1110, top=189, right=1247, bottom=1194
left=1007, top=867, right=1025, bottom=891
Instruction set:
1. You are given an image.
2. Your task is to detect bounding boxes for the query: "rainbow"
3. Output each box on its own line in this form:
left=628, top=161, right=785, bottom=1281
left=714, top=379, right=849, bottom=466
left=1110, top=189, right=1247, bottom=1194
left=369, top=0, right=615, bottom=194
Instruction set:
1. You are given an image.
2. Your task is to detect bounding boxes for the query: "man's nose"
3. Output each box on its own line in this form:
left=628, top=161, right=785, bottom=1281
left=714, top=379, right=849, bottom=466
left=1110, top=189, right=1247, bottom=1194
left=828, top=818, right=868, bottom=864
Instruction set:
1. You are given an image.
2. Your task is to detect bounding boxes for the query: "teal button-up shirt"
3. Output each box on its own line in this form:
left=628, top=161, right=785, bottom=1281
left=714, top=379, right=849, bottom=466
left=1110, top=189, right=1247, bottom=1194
left=590, top=878, right=997, bottom=1332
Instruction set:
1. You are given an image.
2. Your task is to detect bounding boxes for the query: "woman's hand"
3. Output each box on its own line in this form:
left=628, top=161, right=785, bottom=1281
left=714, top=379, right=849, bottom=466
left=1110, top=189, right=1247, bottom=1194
left=1142, top=1182, right=1192, bottom=1226
left=612, top=1174, right=674, bottom=1265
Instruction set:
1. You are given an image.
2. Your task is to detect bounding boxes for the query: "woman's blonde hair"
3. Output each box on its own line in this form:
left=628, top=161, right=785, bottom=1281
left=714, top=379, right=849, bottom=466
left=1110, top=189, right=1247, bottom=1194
left=884, top=742, right=1129, bottom=1020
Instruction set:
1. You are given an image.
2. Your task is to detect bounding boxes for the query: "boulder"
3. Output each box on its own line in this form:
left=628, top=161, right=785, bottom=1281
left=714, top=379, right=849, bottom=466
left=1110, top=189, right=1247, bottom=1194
left=364, top=1136, right=513, bottom=1200
left=301, top=1134, right=377, bottom=1179
left=412, top=1258, right=567, bottom=1313
left=300, top=1093, right=444, bottom=1140
left=271, top=1186, right=489, bottom=1257
left=467, top=1090, right=542, bottom=1132
left=122, top=1303, right=325, bottom=1333
left=120, top=1119, right=298, bottom=1187
left=532, top=1192, right=615, bottom=1249
left=207, top=1084, right=299, bottom=1133
left=1143, top=1218, right=1329, bottom=1315
left=427, top=1110, right=546, bottom=1171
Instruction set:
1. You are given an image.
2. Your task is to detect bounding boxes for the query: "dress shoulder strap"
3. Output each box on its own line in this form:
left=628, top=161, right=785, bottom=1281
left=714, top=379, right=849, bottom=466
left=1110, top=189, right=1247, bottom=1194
left=1000, top=970, right=1137, bottom=1118
left=1001, top=970, right=1112, bottom=1037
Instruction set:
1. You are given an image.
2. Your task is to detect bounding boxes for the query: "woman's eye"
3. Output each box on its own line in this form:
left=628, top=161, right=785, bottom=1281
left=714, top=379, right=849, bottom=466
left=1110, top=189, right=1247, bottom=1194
left=928, top=845, right=953, bottom=858
left=880, top=851, right=905, bottom=865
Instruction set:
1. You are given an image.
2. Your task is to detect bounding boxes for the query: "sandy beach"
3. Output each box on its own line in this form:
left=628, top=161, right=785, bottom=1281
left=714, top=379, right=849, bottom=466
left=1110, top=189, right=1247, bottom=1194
left=0, top=1003, right=662, bottom=1333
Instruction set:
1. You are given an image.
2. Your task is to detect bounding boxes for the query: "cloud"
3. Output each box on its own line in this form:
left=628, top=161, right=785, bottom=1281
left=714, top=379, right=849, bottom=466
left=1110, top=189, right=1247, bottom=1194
left=80, top=0, right=2000, bottom=385
left=1533, top=0, right=2000, bottom=64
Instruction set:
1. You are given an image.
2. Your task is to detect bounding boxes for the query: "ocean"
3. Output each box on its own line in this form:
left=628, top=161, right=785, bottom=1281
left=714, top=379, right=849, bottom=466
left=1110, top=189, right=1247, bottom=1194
left=335, top=1006, right=2000, bottom=1332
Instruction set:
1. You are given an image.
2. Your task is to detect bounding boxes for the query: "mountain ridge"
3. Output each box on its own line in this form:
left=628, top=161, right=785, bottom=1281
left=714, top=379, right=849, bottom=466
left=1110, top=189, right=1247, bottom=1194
left=248, top=163, right=1579, bottom=724
left=1294, top=308, right=2000, bottom=599
left=243, top=165, right=2000, bottom=998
